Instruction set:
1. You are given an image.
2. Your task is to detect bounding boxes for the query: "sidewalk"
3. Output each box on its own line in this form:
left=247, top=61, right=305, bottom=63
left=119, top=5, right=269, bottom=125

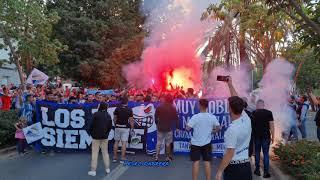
left=251, top=157, right=293, bottom=180
left=265, top=111, right=319, bottom=180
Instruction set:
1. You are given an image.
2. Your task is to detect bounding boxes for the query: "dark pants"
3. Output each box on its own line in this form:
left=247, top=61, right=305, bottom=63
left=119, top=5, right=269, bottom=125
left=17, top=139, right=27, bottom=154
left=249, top=136, right=254, bottom=157
left=317, top=126, right=320, bottom=142
left=254, top=137, right=270, bottom=173
left=224, top=162, right=252, bottom=180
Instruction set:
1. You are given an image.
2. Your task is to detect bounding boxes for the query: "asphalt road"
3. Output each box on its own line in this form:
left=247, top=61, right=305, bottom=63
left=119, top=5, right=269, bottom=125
left=0, top=150, right=282, bottom=180
left=0, top=151, right=217, bottom=180
left=1, top=112, right=317, bottom=180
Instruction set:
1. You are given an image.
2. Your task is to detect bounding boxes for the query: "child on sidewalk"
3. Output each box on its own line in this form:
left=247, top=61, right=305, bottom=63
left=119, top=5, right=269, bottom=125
left=14, top=117, right=28, bottom=155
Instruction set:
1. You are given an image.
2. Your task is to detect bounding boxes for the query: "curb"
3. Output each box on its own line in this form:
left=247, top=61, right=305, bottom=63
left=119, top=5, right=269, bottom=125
left=270, top=161, right=294, bottom=180
left=0, top=146, right=16, bottom=155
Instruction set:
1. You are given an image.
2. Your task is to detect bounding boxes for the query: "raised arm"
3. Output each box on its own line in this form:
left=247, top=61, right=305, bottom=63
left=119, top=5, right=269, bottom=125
left=307, top=88, right=319, bottom=106
left=226, top=76, right=238, bottom=97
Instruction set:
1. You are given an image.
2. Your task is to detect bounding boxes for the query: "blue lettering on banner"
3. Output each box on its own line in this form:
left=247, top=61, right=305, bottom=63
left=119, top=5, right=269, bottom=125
left=123, top=161, right=170, bottom=167
left=35, top=98, right=230, bottom=157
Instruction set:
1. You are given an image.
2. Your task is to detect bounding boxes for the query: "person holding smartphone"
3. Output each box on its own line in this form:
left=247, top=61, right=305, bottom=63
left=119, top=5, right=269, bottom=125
left=216, top=76, right=252, bottom=180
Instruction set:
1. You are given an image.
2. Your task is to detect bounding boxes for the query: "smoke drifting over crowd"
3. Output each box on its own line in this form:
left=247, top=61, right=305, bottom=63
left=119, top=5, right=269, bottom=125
left=205, top=66, right=252, bottom=98
left=258, top=59, right=296, bottom=141
left=123, top=0, right=215, bottom=90
left=122, top=0, right=297, bottom=141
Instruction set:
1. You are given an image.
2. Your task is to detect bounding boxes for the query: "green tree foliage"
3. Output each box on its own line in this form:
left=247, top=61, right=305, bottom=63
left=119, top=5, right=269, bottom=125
left=47, top=0, right=145, bottom=88
left=284, top=42, right=320, bottom=91
left=0, top=0, right=65, bottom=86
left=202, top=0, right=292, bottom=72
left=266, top=0, right=320, bottom=60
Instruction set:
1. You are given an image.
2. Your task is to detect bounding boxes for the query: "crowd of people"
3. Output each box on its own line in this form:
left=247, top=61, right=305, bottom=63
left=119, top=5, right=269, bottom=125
left=0, top=83, right=201, bottom=110
left=0, top=82, right=200, bottom=156
left=86, top=77, right=320, bottom=180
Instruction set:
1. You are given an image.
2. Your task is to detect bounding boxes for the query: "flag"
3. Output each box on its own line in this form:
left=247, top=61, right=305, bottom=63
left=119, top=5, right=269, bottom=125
left=26, top=68, right=49, bottom=85
left=23, top=122, right=44, bottom=144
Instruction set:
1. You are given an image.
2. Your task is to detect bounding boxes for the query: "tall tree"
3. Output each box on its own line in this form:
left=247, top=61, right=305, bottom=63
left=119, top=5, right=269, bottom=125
left=47, top=0, right=145, bottom=88
left=284, top=42, right=320, bottom=90
left=202, top=0, right=292, bottom=72
left=0, top=0, right=65, bottom=86
left=266, top=0, right=320, bottom=35
left=266, top=0, right=320, bottom=59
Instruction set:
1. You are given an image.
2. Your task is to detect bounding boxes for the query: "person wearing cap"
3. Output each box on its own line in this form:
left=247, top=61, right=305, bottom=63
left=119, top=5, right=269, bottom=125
left=216, top=76, right=252, bottom=180
left=113, top=96, right=134, bottom=163
left=88, top=103, right=113, bottom=176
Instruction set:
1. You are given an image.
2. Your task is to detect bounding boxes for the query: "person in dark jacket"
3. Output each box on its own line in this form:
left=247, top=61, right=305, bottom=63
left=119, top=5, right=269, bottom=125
left=154, top=94, right=179, bottom=161
left=88, top=103, right=112, bottom=177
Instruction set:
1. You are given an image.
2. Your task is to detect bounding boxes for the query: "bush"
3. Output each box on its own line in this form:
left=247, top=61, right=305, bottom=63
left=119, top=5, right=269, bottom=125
left=0, top=110, right=19, bottom=148
left=273, top=140, right=320, bottom=180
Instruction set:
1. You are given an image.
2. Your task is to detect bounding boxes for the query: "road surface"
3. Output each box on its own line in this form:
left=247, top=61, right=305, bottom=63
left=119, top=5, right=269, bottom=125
left=1, top=112, right=317, bottom=180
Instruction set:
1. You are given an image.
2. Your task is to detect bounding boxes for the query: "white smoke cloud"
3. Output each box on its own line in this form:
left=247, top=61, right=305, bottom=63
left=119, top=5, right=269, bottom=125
left=258, top=59, right=295, bottom=141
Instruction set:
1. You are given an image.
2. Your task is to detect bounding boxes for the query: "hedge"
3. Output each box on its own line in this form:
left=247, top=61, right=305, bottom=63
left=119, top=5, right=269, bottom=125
left=0, top=110, right=19, bottom=148
left=273, top=140, right=320, bottom=180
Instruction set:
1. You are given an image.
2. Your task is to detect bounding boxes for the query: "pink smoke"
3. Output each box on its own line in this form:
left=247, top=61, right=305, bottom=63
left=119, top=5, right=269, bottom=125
left=123, top=0, right=214, bottom=91
left=205, top=66, right=251, bottom=98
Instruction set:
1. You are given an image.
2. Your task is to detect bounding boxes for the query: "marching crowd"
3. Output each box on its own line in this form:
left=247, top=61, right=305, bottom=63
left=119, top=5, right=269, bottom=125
left=0, top=83, right=199, bottom=155
left=1, top=79, right=320, bottom=180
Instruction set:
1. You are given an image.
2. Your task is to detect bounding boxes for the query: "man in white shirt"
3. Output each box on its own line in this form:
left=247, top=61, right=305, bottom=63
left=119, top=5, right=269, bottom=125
left=216, top=77, right=252, bottom=180
left=186, top=99, right=221, bottom=180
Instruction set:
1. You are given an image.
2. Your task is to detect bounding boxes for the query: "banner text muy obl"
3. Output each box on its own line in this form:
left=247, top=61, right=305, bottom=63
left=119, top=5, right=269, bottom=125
left=35, top=99, right=231, bottom=157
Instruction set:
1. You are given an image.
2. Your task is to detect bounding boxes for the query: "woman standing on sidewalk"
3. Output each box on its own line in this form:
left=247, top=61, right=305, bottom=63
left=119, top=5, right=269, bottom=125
left=88, top=103, right=113, bottom=176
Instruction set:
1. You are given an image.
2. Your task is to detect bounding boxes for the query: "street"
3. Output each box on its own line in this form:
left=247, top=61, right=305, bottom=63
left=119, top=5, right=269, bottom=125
left=0, top=151, right=275, bottom=180
left=0, top=112, right=318, bottom=180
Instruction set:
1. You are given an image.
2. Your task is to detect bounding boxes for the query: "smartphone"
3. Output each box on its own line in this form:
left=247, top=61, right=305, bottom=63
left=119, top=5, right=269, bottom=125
left=217, top=75, right=229, bottom=82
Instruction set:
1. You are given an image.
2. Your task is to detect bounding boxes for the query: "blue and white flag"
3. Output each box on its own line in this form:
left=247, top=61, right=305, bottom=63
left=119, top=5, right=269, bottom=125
left=23, top=122, right=44, bottom=144
left=26, top=68, right=49, bottom=85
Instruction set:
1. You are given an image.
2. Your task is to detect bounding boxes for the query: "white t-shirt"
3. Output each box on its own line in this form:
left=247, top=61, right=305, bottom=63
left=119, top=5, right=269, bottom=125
left=224, top=111, right=252, bottom=161
left=187, top=112, right=220, bottom=146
